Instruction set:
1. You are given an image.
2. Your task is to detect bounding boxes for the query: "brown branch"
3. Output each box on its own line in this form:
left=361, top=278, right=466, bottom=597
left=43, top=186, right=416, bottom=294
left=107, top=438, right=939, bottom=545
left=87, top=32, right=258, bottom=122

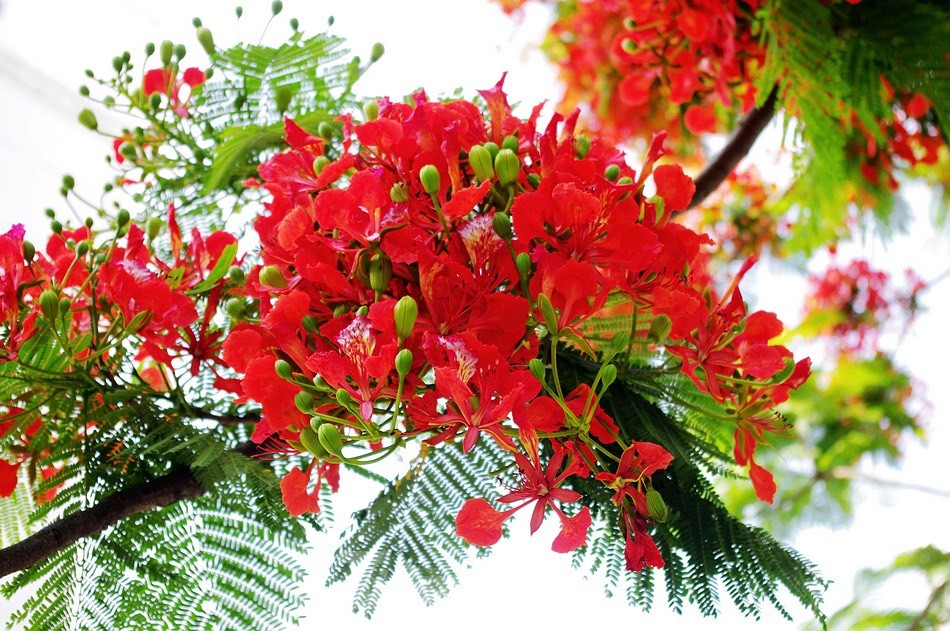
left=684, top=86, right=780, bottom=212
left=908, top=579, right=948, bottom=631
left=0, top=441, right=261, bottom=579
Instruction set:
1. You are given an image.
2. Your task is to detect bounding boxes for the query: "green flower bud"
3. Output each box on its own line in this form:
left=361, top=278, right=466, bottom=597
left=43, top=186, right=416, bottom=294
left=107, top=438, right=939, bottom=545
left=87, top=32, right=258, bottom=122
left=294, top=391, right=314, bottom=415
left=174, top=44, right=187, bottom=61
left=149, top=93, right=163, bottom=110
left=258, top=265, right=287, bottom=289
left=492, top=212, right=512, bottom=240
left=126, top=310, right=151, bottom=334
left=537, top=293, right=558, bottom=333
left=390, top=182, right=410, bottom=203
left=468, top=144, right=495, bottom=182
left=116, top=209, right=130, bottom=228
left=494, top=149, right=520, bottom=187
left=501, top=134, right=519, bottom=153
left=370, top=42, right=385, bottom=63
left=526, top=173, right=541, bottom=189
left=301, top=315, right=320, bottom=334
left=317, top=121, right=334, bottom=139
left=617, top=176, right=634, bottom=186
left=62, top=175, right=75, bottom=190
left=363, top=99, right=379, bottom=121
left=271, top=0, right=283, bottom=15
left=769, top=357, right=797, bottom=384
left=146, top=215, right=162, bottom=240
left=225, top=298, right=247, bottom=320
left=483, top=141, right=500, bottom=161
left=274, top=86, right=293, bottom=114
left=196, top=27, right=215, bottom=55
left=229, top=267, right=246, bottom=284
left=574, top=135, right=591, bottom=159
left=235, top=6, right=243, bottom=18
left=50, top=220, right=63, bottom=234
left=75, top=241, right=89, bottom=257
left=648, top=314, right=672, bottom=344
left=515, top=252, right=532, bottom=277
left=160, top=40, right=174, bottom=66
left=299, top=426, right=329, bottom=458
left=600, top=364, right=617, bottom=389
left=368, top=251, right=392, bottom=294
left=528, top=358, right=545, bottom=383
left=112, top=56, right=124, bottom=73
left=39, top=289, right=59, bottom=320
left=317, top=423, right=343, bottom=456
left=58, top=297, right=71, bottom=316
left=610, top=331, right=629, bottom=355
left=604, top=164, right=620, bottom=181
left=145, top=42, right=156, bottom=56
left=394, top=295, right=418, bottom=340
left=646, top=488, right=669, bottom=522
left=274, top=359, right=293, bottom=381
left=335, top=388, right=352, bottom=407
left=395, top=348, right=413, bottom=377
left=79, top=85, right=90, bottom=97
left=78, top=109, right=98, bottom=131
left=312, top=155, right=330, bottom=174
left=22, top=241, right=35, bottom=264
left=419, top=164, right=441, bottom=196
left=355, top=305, right=369, bottom=317
left=290, top=17, right=299, bottom=31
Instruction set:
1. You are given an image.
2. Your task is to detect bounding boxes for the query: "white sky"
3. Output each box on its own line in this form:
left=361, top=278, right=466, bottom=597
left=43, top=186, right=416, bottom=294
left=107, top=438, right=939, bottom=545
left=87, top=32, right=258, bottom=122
left=1, top=1, right=948, bottom=629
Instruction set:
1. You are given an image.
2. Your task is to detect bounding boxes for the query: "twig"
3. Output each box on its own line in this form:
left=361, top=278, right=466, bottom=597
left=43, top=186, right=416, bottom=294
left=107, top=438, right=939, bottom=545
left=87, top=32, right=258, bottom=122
left=684, top=86, right=780, bottom=212
left=0, top=442, right=261, bottom=579
left=908, top=580, right=948, bottom=631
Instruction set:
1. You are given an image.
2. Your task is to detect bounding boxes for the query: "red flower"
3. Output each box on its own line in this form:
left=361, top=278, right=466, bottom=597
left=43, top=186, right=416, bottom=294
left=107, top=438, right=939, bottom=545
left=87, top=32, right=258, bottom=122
left=143, top=67, right=205, bottom=116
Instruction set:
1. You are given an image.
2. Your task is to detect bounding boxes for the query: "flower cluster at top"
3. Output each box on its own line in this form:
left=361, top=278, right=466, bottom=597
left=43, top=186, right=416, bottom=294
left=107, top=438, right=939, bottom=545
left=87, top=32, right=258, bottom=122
left=0, top=209, right=237, bottom=499
left=507, top=0, right=768, bottom=144
left=220, top=77, right=811, bottom=570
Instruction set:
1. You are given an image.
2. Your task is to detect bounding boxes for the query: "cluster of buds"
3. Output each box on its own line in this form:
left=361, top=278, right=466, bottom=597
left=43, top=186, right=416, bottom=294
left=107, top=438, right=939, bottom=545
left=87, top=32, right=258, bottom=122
left=222, top=77, right=811, bottom=568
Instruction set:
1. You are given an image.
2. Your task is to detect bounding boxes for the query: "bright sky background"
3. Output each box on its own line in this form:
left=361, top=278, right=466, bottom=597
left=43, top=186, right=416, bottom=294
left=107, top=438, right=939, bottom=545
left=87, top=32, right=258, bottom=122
left=1, top=1, right=948, bottom=629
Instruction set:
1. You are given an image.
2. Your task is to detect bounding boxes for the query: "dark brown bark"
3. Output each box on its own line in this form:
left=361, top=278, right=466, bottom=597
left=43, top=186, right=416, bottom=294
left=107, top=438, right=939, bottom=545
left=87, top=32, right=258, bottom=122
left=684, top=87, right=779, bottom=212
left=0, top=441, right=260, bottom=578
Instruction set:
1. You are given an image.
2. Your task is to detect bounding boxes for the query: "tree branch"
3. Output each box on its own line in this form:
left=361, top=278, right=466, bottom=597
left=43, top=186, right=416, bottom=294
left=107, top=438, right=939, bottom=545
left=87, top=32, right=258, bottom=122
left=0, top=441, right=261, bottom=579
left=685, top=87, right=779, bottom=211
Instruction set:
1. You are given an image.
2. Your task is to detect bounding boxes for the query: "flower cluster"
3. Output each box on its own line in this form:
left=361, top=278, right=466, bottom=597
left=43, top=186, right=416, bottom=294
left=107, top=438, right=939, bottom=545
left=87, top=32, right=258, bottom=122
left=222, top=78, right=810, bottom=568
left=803, top=258, right=926, bottom=356
left=0, top=209, right=237, bottom=498
left=519, top=0, right=766, bottom=143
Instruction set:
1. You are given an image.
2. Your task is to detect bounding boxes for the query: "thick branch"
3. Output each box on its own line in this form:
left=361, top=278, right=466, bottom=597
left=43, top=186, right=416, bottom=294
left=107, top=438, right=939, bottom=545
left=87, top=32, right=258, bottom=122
left=0, top=442, right=260, bottom=579
left=685, top=87, right=779, bottom=211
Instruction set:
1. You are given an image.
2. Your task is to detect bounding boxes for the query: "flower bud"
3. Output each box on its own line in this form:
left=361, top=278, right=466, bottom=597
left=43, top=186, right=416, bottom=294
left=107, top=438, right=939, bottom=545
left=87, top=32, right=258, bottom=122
left=312, top=155, right=330, bottom=174
left=515, top=252, right=532, bottom=277
left=299, top=426, right=328, bottom=458
left=501, top=134, right=519, bottom=153
left=126, top=310, right=151, bottom=334
left=537, top=293, right=558, bottom=333
left=160, top=40, right=174, bottom=66
left=526, top=173, right=541, bottom=189
left=394, top=295, right=418, bottom=340
left=145, top=42, right=156, bottom=56
left=76, top=241, right=89, bottom=257
left=116, top=209, right=130, bottom=228
left=271, top=0, right=283, bottom=15
left=39, top=289, right=59, bottom=320
left=22, top=241, right=35, bottom=264
left=604, top=164, right=620, bottom=181
left=146, top=215, right=162, bottom=240
left=274, top=359, right=293, bottom=381
left=370, top=42, right=385, bottom=63
left=368, top=251, right=392, bottom=294
left=317, top=122, right=334, bottom=140
left=646, top=488, right=669, bottom=522
left=235, top=6, right=243, bottom=18
left=294, top=391, right=314, bottom=415
left=58, top=297, right=71, bottom=316
left=647, top=314, right=672, bottom=344
left=528, top=358, right=545, bottom=383
left=174, top=44, right=187, bottom=61
left=62, top=175, right=75, bottom=190
left=610, top=331, right=629, bottom=355
left=335, top=388, right=352, bottom=407
left=600, top=364, right=617, bottom=389
left=50, top=220, right=63, bottom=234
left=274, top=86, right=293, bottom=115
left=768, top=357, right=797, bottom=384
left=229, top=267, right=246, bottom=284
left=225, top=298, right=247, bottom=320
left=395, top=348, right=413, bottom=377
left=355, top=305, right=368, bottom=317
left=196, top=27, right=215, bottom=55
left=301, top=315, right=320, bottom=334
left=617, top=176, right=634, bottom=186
left=574, top=135, right=591, bottom=159
left=483, top=141, right=500, bottom=161
left=491, top=212, right=512, bottom=240
left=317, top=423, right=343, bottom=456
left=78, top=109, right=98, bottom=131
left=494, top=149, right=520, bottom=186
left=290, top=18, right=300, bottom=31
left=390, top=182, right=409, bottom=203
left=258, top=265, right=287, bottom=289
left=419, top=164, right=441, bottom=196
left=468, top=144, right=495, bottom=182
left=363, top=99, right=379, bottom=121
left=149, top=93, right=163, bottom=111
